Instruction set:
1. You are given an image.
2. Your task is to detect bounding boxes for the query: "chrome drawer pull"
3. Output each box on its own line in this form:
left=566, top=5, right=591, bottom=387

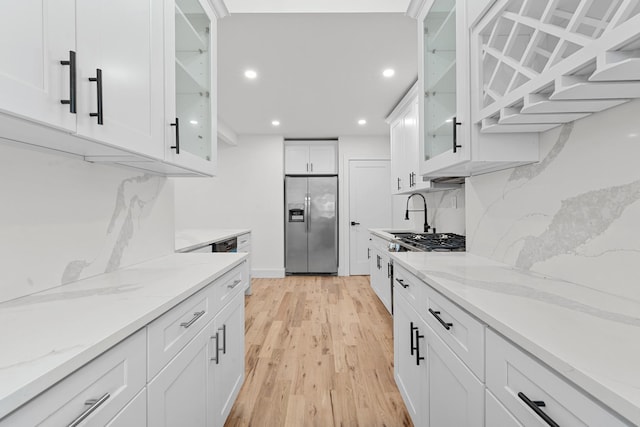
left=227, top=279, right=242, bottom=289
left=67, top=392, right=110, bottom=427
left=180, top=310, right=205, bottom=328
left=395, top=278, right=409, bottom=289
left=518, top=392, right=559, bottom=427
left=429, top=308, right=453, bottom=330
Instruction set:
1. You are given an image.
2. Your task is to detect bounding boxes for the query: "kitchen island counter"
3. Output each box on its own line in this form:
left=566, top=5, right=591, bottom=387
left=391, top=251, right=640, bottom=425
left=175, top=228, right=251, bottom=253
left=0, top=252, right=247, bottom=419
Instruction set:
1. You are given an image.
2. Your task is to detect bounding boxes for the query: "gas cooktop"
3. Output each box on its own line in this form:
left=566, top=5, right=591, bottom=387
left=392, top=232, right=466, bottom=252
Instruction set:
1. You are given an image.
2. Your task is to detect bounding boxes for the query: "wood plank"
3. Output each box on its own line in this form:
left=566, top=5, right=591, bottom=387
left=225, top=276, right=412, bottom=426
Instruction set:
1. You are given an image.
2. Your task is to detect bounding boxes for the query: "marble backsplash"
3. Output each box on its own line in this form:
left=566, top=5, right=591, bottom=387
left=465, top=99, right=640, bottom=301
left=0, top=142, right=175, bottom=303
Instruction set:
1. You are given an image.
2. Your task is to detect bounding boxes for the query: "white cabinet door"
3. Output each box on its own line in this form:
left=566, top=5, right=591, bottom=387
left=390, top=118, right=405, bottom=193
left=308, top=143, right=337, bottom=174
left=424, top=323, right=484, bottom=427
left=404, top=98, right=421, bottom=189
left=148, top=324, right=211, bottom=427
left=75, top=0, right=164, bottom=159
left=163, top=0, right=218, bottom=176
left=106, top=389, right=147, bottom=427
left=284, top=143, right=311, bottom=174
left=394, top=293, right=426, bottom=426
left=485, top=390, right=523, bottom=427
left=208, top=291, right=245, bottom=426
left=0, top=0, right=76, bottom=132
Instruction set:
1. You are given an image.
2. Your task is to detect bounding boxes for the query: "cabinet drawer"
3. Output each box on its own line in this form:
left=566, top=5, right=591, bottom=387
left=147, top=284, right=214, bottom=379
left=212, top=262, right=247, bottom=313
left=486, top=330, right=630, bottom=427
left=421, top=284, right=485, bottom=380
left=393, top=264, right=423, bottom=309
left=1, top=329, right=146, bottom=427
left=237, top=234, right=251, bottom=250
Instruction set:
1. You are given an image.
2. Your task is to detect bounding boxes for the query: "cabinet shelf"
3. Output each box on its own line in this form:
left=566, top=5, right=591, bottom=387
left=426, top=59, right=456, bottom=95
left=175, top=4, right=206, bottom=52
left=426, top=6, right=456, bottom=52
left=176, top=58, right=207, bottom=94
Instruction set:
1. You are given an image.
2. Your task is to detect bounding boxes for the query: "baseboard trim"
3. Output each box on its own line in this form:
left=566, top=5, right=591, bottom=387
left=251, top=268, right=285, bottom=278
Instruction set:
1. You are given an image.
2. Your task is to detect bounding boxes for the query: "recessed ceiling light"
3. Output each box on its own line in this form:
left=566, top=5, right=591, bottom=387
left=189, top=120, right=198, bottom=125
left=244, top=69, right=257, bottom=79
left=382, top=69, right=395, bottom=78
left=272, top=120, right=280, bottom=126
left=358, top=119, right=367, bottom=125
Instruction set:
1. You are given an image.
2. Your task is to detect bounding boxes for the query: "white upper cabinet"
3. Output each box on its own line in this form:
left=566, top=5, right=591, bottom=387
left=162, top=0, right=220, bottom=176
left=472, top=0, right=640, bottom=134
left=75, top=0, right=164, bottom=159
left=409, top=0, right=539, bottom=178
left=0, top=0, right=76, bottom=132
left=0, top=0, right=228, bottom=177
left=284, top=140, right=338, bottom=174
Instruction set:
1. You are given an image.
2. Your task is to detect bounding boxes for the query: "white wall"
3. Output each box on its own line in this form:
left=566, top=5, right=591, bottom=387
left=0, top=141, right=174, bottom=303
left=465, top=99, right=640, bottom=300
left=337, top=135, right=392, bottom=275
left=173, top=135, right=285, bottom=277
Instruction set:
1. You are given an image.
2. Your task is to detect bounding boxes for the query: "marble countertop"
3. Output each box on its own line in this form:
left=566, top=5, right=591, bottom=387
left=175, top=228, right=251, bottom=252
left=0, top=252, right=247, bottom=419
left=390, top=251, right=640, bottom=425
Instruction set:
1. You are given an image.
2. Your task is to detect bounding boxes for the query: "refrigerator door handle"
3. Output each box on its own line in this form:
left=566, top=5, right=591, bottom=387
left=306, top=194, right=311, bottom=232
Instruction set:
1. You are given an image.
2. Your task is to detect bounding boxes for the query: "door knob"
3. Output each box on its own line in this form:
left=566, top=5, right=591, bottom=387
left=350, top=221, right=360, bottom=226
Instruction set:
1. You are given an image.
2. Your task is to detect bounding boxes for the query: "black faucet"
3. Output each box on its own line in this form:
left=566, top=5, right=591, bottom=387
left=405, top=193, right=431, bottom=233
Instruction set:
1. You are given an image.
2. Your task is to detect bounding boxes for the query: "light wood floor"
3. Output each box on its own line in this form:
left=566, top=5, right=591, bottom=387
left=224, top=275, right=412, bottom=427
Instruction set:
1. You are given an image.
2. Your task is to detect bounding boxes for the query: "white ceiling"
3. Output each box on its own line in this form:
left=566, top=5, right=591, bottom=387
left=217, top=12, right=417, bottom=138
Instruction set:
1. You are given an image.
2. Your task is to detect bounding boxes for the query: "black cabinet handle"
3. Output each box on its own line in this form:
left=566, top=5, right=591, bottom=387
left=88, top=69, right=103, bottom=125
left=395, top=278, right=409, bottom=289
left=387, top=263, right=392, bottom=278
left=415, top=329, right=425, bottom=365
left=376, top=255, right=381, bottom=269
left=60, top=50, right=76, bottom=113
left=397, top=177, right=401, bottom=191
left=429, top=308, right=453, bottom=330
left=350, top=221, right=360, bottom=226
left=367, top=248, right=370, bottom=259
left=452, top=116, right=462, bottom=153
left=410, top=322, right=418, bottom=355
left=219, top=324, right=227, bottom=354
left=170, top=117, right=180, bottom=154
left=210, top=332, right=220, bottom=364
left=518, top=392, right=559, bottom=427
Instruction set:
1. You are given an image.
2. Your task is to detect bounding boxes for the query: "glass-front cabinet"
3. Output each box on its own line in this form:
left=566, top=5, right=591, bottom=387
left=420, top=0, right=470, bottom=177
left=164, top=0, right=217, bottom=176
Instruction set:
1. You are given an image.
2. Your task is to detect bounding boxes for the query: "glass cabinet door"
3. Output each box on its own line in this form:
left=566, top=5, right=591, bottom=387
left=423, top=0, right=457, bottom=162
left=174, top=0, right=212, bottom=161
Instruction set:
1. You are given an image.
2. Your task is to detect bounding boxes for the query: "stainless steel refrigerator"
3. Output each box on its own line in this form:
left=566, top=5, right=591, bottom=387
left=285, top=176, right=338, bottom=274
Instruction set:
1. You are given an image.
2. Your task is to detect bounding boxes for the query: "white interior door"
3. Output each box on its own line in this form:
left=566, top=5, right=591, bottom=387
left=349, top=160, right=392, bottom=275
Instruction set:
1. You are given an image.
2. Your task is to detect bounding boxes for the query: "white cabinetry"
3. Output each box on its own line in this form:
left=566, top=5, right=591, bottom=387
left=0, top=0, right=226, bottom=177
left=472, top=0, right=640, bottom=134
left=394, top=263, right=484, bottom=427
left=486, top=330, right=630, bottom=427
left=209, top=291, right=245, bottom=425
left=409, top=0, right=538, bottom=178
left=0, top=329, right=146, bottom=427
left=237, top=232, right=252, bottom=294
left=368, top=235, right=392, bottom=313
left=284, top=140, right=337, bottom=174
left=160, top=0, right=220, bottom=176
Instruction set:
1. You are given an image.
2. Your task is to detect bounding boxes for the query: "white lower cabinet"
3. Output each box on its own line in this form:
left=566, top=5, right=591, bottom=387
left=486, top=330, right=630, bottom=427
left=106, top=389, right=147, bottom=427
left=393, top=263, right=631, bottom=427
left=368, top=236, right=392, bottom=314
left=209, top=291, right=245, bottom=426
left=0, top=329, right=146, bottom=426
left=395, top=290, right=483, bottom=427
left=148, top=323, right=211, bottom=427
